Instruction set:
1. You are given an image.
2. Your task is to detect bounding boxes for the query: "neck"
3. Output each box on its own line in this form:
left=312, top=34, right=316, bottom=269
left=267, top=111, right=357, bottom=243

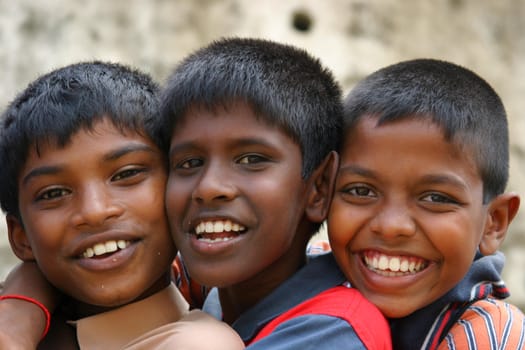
left=69, top=271, right=172, bottom=319
left=218, top=246, right=308, bottom=324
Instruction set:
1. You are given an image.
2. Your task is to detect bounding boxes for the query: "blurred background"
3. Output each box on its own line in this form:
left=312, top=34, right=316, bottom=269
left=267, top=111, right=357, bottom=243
left=0, top=0, right=523, bottom=310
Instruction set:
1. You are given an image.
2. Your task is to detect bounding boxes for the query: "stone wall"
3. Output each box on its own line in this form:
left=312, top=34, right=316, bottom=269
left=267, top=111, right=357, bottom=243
left=0, top=0, right=523, bottom=309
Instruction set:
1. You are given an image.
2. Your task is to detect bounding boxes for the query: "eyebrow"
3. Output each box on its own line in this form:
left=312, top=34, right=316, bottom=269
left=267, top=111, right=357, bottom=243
left=418, top=173, right=469, bottom=191
left=103, top=143, right=157, bottom=162
left=169, top=137, right=278, bottom=157
left=21, top=143, right=157, bottom=185
left=338, top=164, right=378, bottom=179
left=339, top=164, right=468, bottom=190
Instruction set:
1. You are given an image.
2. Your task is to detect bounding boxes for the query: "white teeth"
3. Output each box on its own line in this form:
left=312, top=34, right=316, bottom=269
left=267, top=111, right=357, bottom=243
left=364, top=253, right=427, bottom=275
left=197, top=222, right=204, bottom=233
left=93, top=243, right=106, bottom=256
left=378, top=255, right=389, bottom=270
left=105, top=241, right=117, bottom=253
left=85, top=247, right=94, bottom=258
left=195, top=220, right=246, bottom=235
left=400, top=259, right=409, bottom=272
left=214, top=221, right=224, bottom=232
left=82, top=240, right=130, bottom=258
left=199, top=236, right=235, bottom=243
left=389, top=257, right=400, bottom=272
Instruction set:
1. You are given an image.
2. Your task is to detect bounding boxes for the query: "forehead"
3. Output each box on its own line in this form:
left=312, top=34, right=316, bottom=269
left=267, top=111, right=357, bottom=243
left=171, top=100, right=297, bottom=146
left=32, top=117, right=148, bottom=149
left=23, top=119, right=155, bottom=170
left=347, top=115, right=469, bottom=152
left=343, top=116, right=480, bottom=178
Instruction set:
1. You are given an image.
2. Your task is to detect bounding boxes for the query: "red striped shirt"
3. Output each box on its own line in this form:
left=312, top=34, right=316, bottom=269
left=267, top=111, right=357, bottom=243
left=437, top=298, right=525, bottom=350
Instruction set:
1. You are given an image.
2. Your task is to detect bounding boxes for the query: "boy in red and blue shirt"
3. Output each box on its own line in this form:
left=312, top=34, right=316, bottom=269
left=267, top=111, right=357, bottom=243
left=158, top=37, right=391, bottom=349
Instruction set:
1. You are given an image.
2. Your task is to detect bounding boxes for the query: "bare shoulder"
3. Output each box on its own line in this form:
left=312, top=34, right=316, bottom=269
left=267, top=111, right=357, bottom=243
left=177, top=310, right=245, bottom=349
left=124, top=309, right=244, bottom=349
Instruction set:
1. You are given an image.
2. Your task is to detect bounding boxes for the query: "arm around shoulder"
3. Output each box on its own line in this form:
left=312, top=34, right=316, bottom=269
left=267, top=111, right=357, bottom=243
left=0, top=262, right=60, bottom=349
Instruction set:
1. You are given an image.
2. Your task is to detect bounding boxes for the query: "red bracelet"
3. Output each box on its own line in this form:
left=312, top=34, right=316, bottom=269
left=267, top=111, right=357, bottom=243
left=0, top=294, right=51, bottom=340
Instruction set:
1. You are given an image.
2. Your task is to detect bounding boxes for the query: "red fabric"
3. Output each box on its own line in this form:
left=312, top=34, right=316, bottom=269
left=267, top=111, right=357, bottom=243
left=171, top=254, right=208, bottom=309
left=248, top=285, right=391, bottom=349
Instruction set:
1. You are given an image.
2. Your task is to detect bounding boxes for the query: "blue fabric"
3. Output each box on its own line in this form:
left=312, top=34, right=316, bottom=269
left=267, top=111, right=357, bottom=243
left=203, top=253, right=368, bottom=348
left=247, top=314, right=365, bottom=350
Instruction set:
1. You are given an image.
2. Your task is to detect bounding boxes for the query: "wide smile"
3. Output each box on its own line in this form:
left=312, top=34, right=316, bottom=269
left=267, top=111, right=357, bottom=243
left=361, top=250, right=429, bottom=277
left=74, top=235, right=140, bottom=272
left=81, top=240, right=132, bottom=259
left=193, top=219, right=246, bottom=243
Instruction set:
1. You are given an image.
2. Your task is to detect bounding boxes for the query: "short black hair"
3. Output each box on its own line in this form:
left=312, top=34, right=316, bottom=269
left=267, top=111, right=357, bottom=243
left=0, top=61, right=160, bottom=217
left=344, top=58, right=508, bottom=203
left=159, top=37, right=343, bottom=178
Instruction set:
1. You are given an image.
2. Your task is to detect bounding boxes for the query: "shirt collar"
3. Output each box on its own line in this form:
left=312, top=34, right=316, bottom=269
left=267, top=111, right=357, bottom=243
left=203, top=253, right=345, bottom=341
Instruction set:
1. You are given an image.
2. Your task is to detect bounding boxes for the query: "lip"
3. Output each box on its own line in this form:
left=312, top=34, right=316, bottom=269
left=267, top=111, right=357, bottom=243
left=354, top=249, right=435, bottom=291
left=69, top=230, right=141, bottom=258
left=186, top=212, right=246, bottom=228
left=188, top=232, right=245, bottom=256
left=184, top=215, right=249, bottom=255
left=69, top=229, right=140, bottom=258
left=188, top=214, right=248, bottom=232
left=76, top=242, right=139, bottom=271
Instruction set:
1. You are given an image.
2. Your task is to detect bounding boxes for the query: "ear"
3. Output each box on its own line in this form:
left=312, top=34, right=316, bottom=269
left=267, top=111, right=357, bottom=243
left=479, top=192, right=520, bottom=255
left=305, top=151, right=339, bottom=223
left=6, top=214, right=36, bottom=261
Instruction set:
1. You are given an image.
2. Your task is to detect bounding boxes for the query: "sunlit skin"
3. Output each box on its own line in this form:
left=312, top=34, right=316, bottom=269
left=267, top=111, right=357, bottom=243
left=8, top=119, right=174, bottom=317
left=328, top=116, right=516, bottom=318
left=166, top=101, right=331, bottom=323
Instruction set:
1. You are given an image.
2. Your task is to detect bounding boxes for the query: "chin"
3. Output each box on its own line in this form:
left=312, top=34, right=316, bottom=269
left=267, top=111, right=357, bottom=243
left=381, top=308, right=413, bottom=319
left=369, top=298, right=418, bottom=319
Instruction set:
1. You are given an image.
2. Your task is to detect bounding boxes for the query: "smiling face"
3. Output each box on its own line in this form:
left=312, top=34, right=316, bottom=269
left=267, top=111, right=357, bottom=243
left=328, top=116, right=491, bottom=318
left=166, top=101, right=314, bottom=290
left=9, top=118, right=174, bottom=311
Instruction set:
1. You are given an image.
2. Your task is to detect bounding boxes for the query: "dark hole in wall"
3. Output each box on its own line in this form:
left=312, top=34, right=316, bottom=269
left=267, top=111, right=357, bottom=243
left=292, top=10, right=313, bottom=32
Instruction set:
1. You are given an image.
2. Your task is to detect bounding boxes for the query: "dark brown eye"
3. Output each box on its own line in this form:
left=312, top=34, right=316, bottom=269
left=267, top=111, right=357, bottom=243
left=238, top=154, right=266, bottom=164
left=179, top=158, right=203, bottom=169
left=347, top=186, right=374, bottom=197
left=112, top=168, right=142, bottom=181
left=37, top=188, right=70, bottom=201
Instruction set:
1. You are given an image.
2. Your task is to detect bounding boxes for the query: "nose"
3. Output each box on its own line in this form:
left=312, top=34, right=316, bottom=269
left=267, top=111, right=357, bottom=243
left=72, top=182, right=123, bottom=227
left=192, top=161, right=237, bottom=204
left=369, top=200, right=416, bottom=239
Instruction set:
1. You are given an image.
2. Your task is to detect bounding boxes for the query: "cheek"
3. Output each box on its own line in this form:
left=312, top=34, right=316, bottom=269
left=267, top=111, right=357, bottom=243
left=427, top=216, right=482, bottom=256
left=132, top=187, right=167, bottom=222
left=437, top=248, right=478, bottom=299
left=24, top=215, right=63, bottom=249
left=141, top=192, right=164, bottom=211
left=164, top=181, right=180, bottom=216
left=423, top=217, right=481, bottom=287
left=327, top=201, right=357, bottom=247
